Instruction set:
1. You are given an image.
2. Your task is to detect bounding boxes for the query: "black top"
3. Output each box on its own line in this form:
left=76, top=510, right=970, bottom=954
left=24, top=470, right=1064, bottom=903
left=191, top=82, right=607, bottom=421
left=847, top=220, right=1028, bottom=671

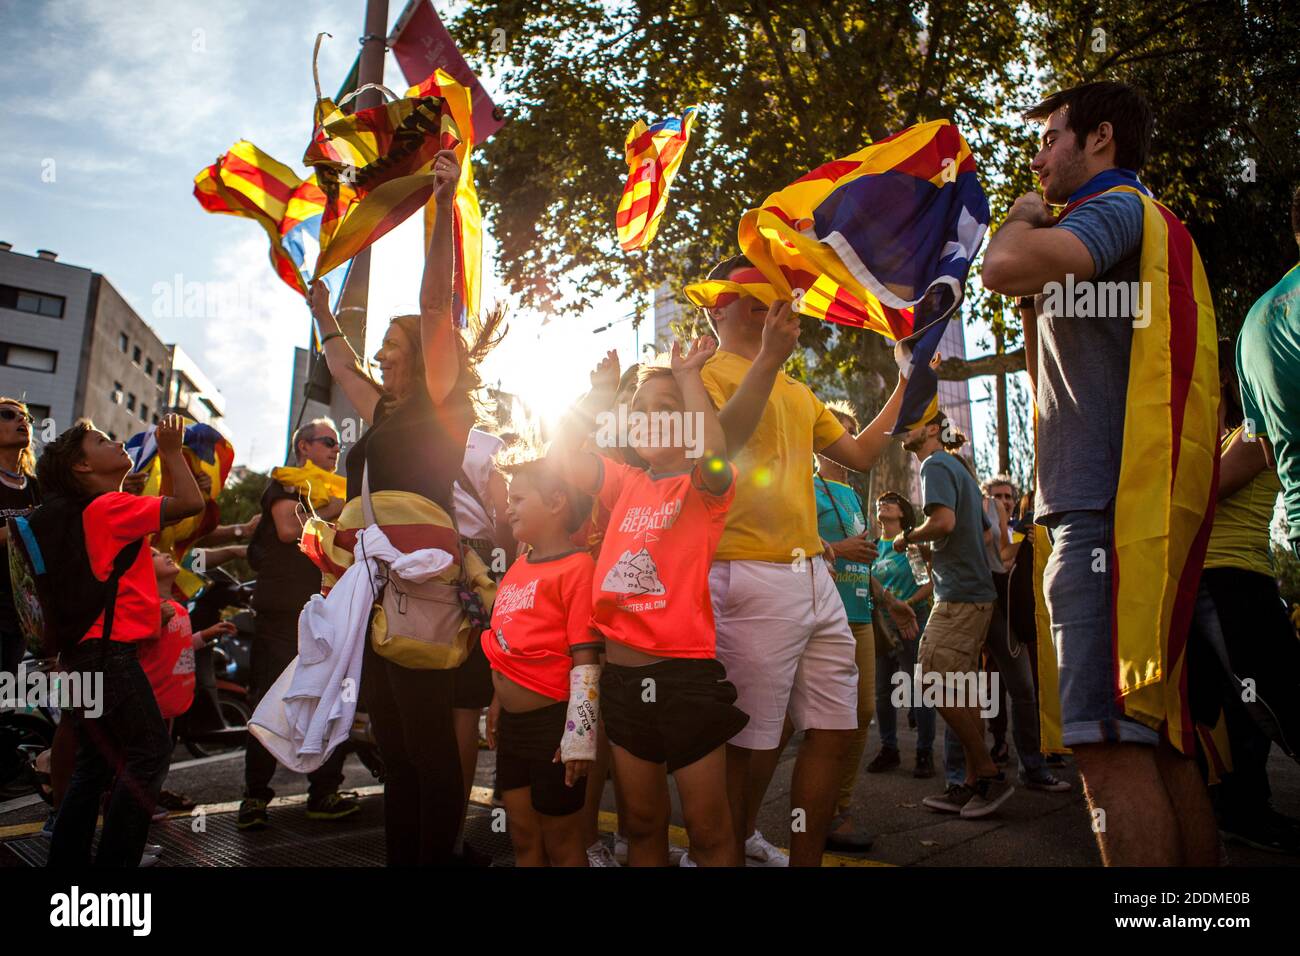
left=0, top=476, right=40, bottom=632
left=251, top=480, right=323, bottom=616
left=344, top=386, right=473, bottom=515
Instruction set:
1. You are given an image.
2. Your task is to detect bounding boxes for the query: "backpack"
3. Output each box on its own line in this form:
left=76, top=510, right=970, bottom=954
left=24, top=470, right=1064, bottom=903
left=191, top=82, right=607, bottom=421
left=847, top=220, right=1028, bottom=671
left=6, top=493, right=143, bottom=662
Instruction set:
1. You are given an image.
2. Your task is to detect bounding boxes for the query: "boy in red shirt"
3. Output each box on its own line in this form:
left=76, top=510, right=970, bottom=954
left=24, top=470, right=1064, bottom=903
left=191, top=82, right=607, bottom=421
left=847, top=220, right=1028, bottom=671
left=42, top=415, right=205, bottom=868
left=556, top=338, right=746, bottom=867
left=482, top=459, right=602, bottom=866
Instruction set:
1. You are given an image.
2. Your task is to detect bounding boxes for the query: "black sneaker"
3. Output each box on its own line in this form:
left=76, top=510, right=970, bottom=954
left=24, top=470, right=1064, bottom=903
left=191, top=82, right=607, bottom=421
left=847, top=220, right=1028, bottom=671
left=961, top=775, right=1015, bottom=819
left=237, top=798, right=269, bottom=830
left=306, top=791, right=362, bottom=821
left=913, top=750, right=935, bottom=778
left=866, top=746, right=901, bottom=773
left=921, top=784, right=975, bottom=814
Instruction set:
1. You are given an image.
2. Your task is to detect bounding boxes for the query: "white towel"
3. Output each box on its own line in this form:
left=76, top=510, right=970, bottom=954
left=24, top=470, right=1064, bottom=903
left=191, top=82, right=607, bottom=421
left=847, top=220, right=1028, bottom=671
left=248, top=524, right=453, bottom=773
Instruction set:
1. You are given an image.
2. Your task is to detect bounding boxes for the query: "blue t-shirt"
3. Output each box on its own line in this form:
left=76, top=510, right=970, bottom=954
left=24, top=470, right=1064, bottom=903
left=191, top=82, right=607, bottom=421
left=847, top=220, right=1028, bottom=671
left=919, top=450, right=995, bottom=604
left=1035, top=183, right=1145, bottom=519
left=814, top=477, right=873, bottom=623
left=872, top=537, right=924, bottom=604
left=1238, top=262, right=1300, bottom=546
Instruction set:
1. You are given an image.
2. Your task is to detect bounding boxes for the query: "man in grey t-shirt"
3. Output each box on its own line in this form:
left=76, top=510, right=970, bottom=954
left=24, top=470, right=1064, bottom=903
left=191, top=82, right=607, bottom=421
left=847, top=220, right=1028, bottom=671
left=890, top=411, right=1011, bottom=819
left=981, top=81, right=1217, bottom=866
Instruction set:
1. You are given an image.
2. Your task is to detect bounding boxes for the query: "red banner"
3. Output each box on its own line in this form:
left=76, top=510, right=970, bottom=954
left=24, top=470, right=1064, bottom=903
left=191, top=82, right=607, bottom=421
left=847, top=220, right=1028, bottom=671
left=388, top=0, right=504, bottom=145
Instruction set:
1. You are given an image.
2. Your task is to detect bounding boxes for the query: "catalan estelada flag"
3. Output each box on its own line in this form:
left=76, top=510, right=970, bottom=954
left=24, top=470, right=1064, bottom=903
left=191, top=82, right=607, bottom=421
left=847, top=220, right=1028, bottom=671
left=702, top=120, right=988, bottom=432
left=616, top=107, right=698, bottom=251
left=125, top=423, right=236, bottom=598
left=305, top=68, right=476, bottom=287
left=194, top=141, right=308, bottom=294
left=1033, top=178, right=1220, bottom=757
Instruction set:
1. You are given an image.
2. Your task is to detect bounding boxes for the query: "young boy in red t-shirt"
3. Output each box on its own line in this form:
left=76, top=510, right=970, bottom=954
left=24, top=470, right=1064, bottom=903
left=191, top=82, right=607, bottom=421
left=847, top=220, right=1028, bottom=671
left=482, top=458, right=603, bottom=866
left=556, top=338, right=746, bottom=867
left=41, top=415, right=205, bottom=868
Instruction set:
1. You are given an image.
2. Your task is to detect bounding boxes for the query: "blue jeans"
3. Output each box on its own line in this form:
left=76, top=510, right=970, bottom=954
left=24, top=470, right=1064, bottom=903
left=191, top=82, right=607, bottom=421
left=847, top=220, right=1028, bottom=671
left=1042, top=507, right=1159, bottom=747
left=874, top=603, right=936, bottom=753
left=48, top=640, right=173, bottom=868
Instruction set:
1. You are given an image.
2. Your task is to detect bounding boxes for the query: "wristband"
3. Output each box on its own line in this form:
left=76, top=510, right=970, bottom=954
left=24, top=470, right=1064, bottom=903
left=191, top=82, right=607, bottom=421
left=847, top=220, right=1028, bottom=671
left=560, top=664, right=601, bottom=762
left=319, top=330, right=348, bottom=347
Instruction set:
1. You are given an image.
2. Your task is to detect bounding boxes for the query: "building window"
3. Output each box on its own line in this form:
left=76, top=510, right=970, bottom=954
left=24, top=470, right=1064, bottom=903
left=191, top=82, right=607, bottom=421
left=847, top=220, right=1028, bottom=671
left=126, top=392, right=136, bottom=412
left=145, top=357, right=153, bottom=375
left=156, top=369, right=165, bottom=388
left=112, top=381, right=123, bottom=404
left=0, top=342, right=58, bottom=373
left=140, top=404, right=149, bottom=422
left=151, top=414, right=159, bottom=426
left=132, top=345, right=141, bottom=365
left=118, top=333, right=128, bottom=353
left=0, top=284, right=65, bottom=318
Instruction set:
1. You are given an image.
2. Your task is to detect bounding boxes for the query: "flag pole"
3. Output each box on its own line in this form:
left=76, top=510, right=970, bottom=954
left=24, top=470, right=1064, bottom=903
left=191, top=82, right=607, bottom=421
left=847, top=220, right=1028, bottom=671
left=328, top=0, right=390, bottom=434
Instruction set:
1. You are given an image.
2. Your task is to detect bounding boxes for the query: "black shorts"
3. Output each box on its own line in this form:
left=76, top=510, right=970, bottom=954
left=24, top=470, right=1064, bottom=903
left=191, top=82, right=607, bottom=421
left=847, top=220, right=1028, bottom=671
left=601, top=657, right=748, bottom=773
left=453, top=636, right=494, bottom=710
left=495, top=702, right=585, bottom=817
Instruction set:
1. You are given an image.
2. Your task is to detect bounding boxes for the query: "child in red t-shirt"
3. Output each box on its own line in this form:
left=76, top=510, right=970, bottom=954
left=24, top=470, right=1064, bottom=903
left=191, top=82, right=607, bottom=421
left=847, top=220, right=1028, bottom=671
left=556, top=338, right=747, bottom=867
left=146, top=549, right=236, bottom=721
left=482, top=458, right=603, bottom=866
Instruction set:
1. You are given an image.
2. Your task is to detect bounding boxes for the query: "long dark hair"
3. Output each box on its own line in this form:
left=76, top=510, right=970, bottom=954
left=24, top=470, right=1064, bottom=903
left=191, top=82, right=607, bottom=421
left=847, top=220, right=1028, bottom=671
left=0, top=397, right=36, bottom=477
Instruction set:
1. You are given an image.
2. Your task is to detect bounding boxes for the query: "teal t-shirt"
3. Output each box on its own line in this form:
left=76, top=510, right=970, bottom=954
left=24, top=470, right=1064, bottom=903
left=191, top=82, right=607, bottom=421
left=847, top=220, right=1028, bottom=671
left=814, top=477, right=873, bottom=623
left=1238, top=262, right=1300, bottom=547
left=872, top=537, right=923, bottom=604
left=919, top=450, right=996, bottom=604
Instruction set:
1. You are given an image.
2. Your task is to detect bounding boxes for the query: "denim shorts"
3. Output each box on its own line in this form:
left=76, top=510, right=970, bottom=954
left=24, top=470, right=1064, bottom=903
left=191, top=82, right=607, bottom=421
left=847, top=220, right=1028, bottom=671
left=1041, top=508, right=1160, bottom=748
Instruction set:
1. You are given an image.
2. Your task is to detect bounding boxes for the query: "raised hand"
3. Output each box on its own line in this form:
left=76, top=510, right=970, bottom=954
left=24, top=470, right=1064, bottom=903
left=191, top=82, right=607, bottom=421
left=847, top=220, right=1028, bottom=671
left=432, top=149, right=460, bottom=205
left=309, top=280, right=336, bottom=331
left=671, top=335, right=717, bottom=376
left=758, top=300, right=800, bottom=367
left=589, top=349, right=621, bottom=395
left=156, top=414, right=185, bottom=456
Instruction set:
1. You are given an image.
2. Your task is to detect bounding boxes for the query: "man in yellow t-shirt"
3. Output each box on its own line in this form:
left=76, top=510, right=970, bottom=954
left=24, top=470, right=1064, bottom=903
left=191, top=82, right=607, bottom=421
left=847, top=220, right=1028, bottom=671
left=697, top=255, right=913, bottom=867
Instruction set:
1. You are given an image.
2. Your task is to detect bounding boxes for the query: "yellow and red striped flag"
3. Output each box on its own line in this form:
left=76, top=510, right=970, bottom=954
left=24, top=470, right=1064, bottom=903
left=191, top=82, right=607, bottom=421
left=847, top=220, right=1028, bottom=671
left=616, top=106, right=698, bottom=252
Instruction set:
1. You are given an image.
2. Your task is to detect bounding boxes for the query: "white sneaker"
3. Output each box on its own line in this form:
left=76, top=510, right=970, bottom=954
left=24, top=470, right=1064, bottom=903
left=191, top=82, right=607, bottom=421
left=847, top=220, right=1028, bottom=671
left=678, top=851, right=697, bottom=867
left=745, top=830, right=789, bottom=867
left=586, top=841, right=620, bottom=867
left=613, top=833, right=629, bottom=865
left=667, top=844, right=687, bottom=866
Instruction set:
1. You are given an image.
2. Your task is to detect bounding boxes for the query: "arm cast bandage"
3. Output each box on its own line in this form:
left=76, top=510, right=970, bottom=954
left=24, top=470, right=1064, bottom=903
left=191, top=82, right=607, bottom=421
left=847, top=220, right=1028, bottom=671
left=560, top=664, right=601, bottom=762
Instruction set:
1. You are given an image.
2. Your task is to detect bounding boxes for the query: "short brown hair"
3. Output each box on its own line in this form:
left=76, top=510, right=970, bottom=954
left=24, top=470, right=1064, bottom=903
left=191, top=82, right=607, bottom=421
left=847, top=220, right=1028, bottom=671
left=34, top=419, right=96, bottom=501
left=505, top=457, right=591, bottom=535
left=1025, top=81, right=1153, bottom=171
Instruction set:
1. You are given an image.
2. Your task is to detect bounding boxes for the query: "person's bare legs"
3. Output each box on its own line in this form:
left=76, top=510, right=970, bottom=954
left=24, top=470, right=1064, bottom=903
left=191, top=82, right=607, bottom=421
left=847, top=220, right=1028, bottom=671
left=674, top=746, right=740, bottom=866
left=1156, top=738, right=1220, bottom=865
left=610, top=744, right=671, bottom=866
left=579, top=721, right=612, bottom=849
left=502, top=788, right=546, bottom=866
left=725, top=743, right=752, bottom=855
left=937, top=702, right=998, bottom=783
left=453, top=707, right=482, bottom=842
left=788, top=728, right=854, bottom=866
left=538, top=807, right=589, bottom=867
left=1073, top=742, right=1183, bottom=865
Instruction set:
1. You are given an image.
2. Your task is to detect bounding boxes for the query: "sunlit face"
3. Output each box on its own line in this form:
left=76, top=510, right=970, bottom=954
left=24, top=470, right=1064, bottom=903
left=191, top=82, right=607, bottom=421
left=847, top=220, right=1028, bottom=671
left=1030, top=108, right=1091, bottom=205
left=988, top=483, right=1015, bottom=511
left=152, top=548, right=178, bottom=580
left=297, top=426, right=340, bottom=472
left=877, top=497, right=903, bottom=523
left=375, top=321, right=416, bottom=399
left=77, top=429, right=132, bottom=482
left=901, top=423, right=933, bottom=454
left=709, top=267, right=769, bottom=336
left=506, top=472, right=562, bottom=547
left=629, top=374, right=686, bottom=471
left=0, top=402, right=32, bottom=451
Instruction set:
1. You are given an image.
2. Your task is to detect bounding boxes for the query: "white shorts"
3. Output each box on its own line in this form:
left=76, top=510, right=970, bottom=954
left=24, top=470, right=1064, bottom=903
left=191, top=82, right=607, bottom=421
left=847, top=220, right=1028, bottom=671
left=709, top=558, right=859, bottom=750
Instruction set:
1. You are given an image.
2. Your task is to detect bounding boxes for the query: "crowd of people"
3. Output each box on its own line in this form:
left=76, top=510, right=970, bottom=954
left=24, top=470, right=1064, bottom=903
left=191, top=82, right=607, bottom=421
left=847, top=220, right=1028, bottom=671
left=3, top=79, right=1299, bottom=869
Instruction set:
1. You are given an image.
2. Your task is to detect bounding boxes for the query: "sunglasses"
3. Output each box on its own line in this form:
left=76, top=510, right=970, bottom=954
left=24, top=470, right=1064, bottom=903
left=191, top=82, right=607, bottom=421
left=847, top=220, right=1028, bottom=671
left=307, top=436, right=340, bottom=449
left=0, top=408, right=33, bottom=425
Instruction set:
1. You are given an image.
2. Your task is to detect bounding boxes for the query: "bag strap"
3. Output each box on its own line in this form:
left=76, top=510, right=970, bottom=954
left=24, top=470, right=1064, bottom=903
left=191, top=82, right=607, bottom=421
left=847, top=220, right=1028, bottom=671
left=361, top=459, right=475, bottom=590
left=817, top=475, right=851, bottom=539
left=99, top=538, right=143, bottom=645
left=456, top=465, right=491, bottom=525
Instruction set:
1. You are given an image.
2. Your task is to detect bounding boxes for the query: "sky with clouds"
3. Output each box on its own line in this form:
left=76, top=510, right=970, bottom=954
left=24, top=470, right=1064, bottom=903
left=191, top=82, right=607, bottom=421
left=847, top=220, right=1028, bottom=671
left=1, top=0, right=1002, bottom=472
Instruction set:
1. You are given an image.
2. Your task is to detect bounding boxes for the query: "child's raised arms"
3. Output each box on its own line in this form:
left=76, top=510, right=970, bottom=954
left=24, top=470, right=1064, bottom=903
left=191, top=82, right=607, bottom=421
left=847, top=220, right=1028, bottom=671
left=553, top=349, right=620, bottom=496
left=670, top=336, right=731, bottom=496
